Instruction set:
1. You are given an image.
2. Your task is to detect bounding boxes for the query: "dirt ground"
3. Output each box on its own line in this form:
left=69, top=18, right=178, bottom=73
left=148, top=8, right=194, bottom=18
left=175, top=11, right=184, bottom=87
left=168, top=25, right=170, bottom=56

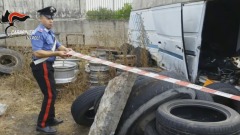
left=0, top=46, right=122, bottom=135
left=0, top=45, right=137, bottom=135
left=0, top=63, right=90, bottom=135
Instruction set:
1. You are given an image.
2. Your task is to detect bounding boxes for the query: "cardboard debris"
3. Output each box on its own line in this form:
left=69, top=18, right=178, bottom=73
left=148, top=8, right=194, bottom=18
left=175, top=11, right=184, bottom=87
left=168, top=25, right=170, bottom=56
left=0, top=103, right=8, bottom=116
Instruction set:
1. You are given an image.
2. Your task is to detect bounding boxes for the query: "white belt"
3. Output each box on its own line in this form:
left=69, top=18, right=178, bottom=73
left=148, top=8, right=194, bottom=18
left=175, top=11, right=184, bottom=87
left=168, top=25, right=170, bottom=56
left=34, top=39, right=57, bottom=65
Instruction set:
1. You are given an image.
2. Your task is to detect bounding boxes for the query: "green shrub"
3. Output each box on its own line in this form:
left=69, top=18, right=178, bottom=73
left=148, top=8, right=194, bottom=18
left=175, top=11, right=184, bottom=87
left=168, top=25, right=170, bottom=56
left=86, top=3, right=132, bottom=20
left=114, top=3, right=132, bottom=20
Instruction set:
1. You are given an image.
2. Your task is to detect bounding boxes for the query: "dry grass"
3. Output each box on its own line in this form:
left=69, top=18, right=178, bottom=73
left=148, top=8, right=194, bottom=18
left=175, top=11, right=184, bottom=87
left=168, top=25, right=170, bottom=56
left=0, top=47, right=92, bottom=135
left=15, top=47, right=97, bottom=99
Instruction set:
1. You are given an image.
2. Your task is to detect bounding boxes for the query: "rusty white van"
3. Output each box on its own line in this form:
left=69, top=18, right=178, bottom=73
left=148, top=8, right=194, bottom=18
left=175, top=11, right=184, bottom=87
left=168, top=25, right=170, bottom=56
left=129, top=0, right=240, bottom=85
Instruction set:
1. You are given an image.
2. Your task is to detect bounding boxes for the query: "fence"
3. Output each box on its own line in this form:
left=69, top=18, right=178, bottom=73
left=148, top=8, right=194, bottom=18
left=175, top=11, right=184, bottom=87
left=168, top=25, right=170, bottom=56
left=86, top=0, right=133, bottom=11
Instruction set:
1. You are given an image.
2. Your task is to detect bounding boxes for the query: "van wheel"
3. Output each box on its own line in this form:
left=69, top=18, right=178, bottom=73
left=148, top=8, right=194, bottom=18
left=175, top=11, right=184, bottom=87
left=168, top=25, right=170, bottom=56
left=206, top=83, right=240, bottom=113
left=156, top=99, right=240, bottom=135
left=71, top=86, right=106, bottom=127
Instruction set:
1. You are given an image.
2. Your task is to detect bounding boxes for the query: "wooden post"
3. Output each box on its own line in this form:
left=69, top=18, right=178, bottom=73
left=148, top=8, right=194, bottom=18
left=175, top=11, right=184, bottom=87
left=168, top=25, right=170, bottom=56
left=88, top=72, right=137, bottom=135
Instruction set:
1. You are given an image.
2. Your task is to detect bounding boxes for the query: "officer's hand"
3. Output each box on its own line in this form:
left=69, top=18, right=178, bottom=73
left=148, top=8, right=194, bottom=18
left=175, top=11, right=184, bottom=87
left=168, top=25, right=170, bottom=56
left=65, top=48, right=73, bottom=52
left=57, top=51, right=68, bottom=58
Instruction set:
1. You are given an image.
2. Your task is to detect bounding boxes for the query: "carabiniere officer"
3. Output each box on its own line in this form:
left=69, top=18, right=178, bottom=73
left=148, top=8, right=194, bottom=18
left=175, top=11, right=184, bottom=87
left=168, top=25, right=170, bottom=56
left=30, top=6, right=72, bottom=134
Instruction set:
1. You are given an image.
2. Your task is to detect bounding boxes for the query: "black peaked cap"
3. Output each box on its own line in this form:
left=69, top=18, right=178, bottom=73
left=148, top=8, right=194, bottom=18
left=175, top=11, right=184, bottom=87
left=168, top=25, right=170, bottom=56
left=37, top=6, right=57, bottom=19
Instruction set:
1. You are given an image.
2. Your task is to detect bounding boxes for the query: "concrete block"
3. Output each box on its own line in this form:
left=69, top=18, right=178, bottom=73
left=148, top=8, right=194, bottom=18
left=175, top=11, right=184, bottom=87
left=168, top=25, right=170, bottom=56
left=88, top=72, right=137, bottom=135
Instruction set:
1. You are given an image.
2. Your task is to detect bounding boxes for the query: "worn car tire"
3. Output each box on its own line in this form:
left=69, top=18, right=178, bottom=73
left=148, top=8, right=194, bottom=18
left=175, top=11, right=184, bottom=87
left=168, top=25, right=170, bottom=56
left=136, top=69, right=213, bottom=102
left=206, top=83, right=240, bottom=113
left=0, top=48, right=24, bottom=74
left=93, top=76, right=158, bottom=113
left=93, top=75, right=157, bottom=113
left=116, top=71, right=190, bottom=134
left=156, top=99, right=240, bottom=135
left=195, top=90, right=214, bottom=102
left=71, top=86, right=106, bottom=127
left=135, top=67, right=162, bottom=81
left=144, top=120, right=159, bottom=135
left=119, top=71, right=213, bottom=124
left=117, top=88, right=196, bottom=135
left=94, top=68, right=162, bottom=113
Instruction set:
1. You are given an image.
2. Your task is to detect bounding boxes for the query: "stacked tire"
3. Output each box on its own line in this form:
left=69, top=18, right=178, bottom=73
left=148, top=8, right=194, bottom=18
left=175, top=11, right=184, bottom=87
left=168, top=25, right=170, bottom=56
left=155, top=100, right=240, bottom=135
left=71, top=70, right=240, bottom=135
left=71, top=86, right=106, bottom=127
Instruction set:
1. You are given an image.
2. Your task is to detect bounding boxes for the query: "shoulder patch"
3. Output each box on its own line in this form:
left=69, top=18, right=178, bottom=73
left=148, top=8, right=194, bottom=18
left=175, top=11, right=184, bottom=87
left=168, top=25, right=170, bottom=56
left=38, top=28, right=44, bottom=32
left=32, top=29, right=43, bottom=35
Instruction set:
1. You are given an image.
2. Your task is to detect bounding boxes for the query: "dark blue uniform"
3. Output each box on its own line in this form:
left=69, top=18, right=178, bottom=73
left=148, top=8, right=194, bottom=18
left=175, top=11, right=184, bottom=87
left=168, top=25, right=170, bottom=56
left=31, top=24, right=61, bottom=62
left=31, top=6, right=62, bottom=134
left=30, top=24, right=61, bottom=128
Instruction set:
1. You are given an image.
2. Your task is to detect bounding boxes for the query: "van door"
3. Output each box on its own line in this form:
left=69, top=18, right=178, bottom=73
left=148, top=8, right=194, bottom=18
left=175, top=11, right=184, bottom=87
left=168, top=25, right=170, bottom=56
left=151, top=3, right=189, bottom=80
left=128, top=9, right=160, bottom=64
left=182, top=1, right=206, bottom=83
left=128, top=9, right=155, bottom=48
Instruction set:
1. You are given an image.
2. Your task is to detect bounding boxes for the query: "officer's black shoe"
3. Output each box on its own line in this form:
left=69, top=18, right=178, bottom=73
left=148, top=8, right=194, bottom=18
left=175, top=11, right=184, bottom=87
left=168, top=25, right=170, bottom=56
left=36, top=126, right=57, bottom=134
left=48, top=118, right=63, bottom=126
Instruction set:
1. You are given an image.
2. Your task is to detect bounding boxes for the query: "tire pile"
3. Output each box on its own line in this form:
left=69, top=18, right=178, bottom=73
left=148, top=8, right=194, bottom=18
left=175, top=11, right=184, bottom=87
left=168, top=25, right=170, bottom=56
left=71, top=70, right=240, bottom=135
left=0, top=48, right=24, bottom=74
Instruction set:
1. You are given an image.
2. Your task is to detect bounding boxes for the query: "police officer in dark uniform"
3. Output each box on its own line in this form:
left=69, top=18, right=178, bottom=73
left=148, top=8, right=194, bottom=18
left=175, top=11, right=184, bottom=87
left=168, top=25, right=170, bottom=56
left=30, top=6, right=72, bottom=134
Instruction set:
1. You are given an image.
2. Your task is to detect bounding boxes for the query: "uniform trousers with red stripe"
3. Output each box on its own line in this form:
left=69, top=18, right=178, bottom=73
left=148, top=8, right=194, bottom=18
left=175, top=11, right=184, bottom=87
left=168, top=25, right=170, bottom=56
left=30, top=61, right=57, bottom=128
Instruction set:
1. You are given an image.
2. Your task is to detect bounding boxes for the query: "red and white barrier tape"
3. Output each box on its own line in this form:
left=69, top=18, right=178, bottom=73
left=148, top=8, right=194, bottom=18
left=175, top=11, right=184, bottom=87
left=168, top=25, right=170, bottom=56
left=68, top=51, right=240, bottom=102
